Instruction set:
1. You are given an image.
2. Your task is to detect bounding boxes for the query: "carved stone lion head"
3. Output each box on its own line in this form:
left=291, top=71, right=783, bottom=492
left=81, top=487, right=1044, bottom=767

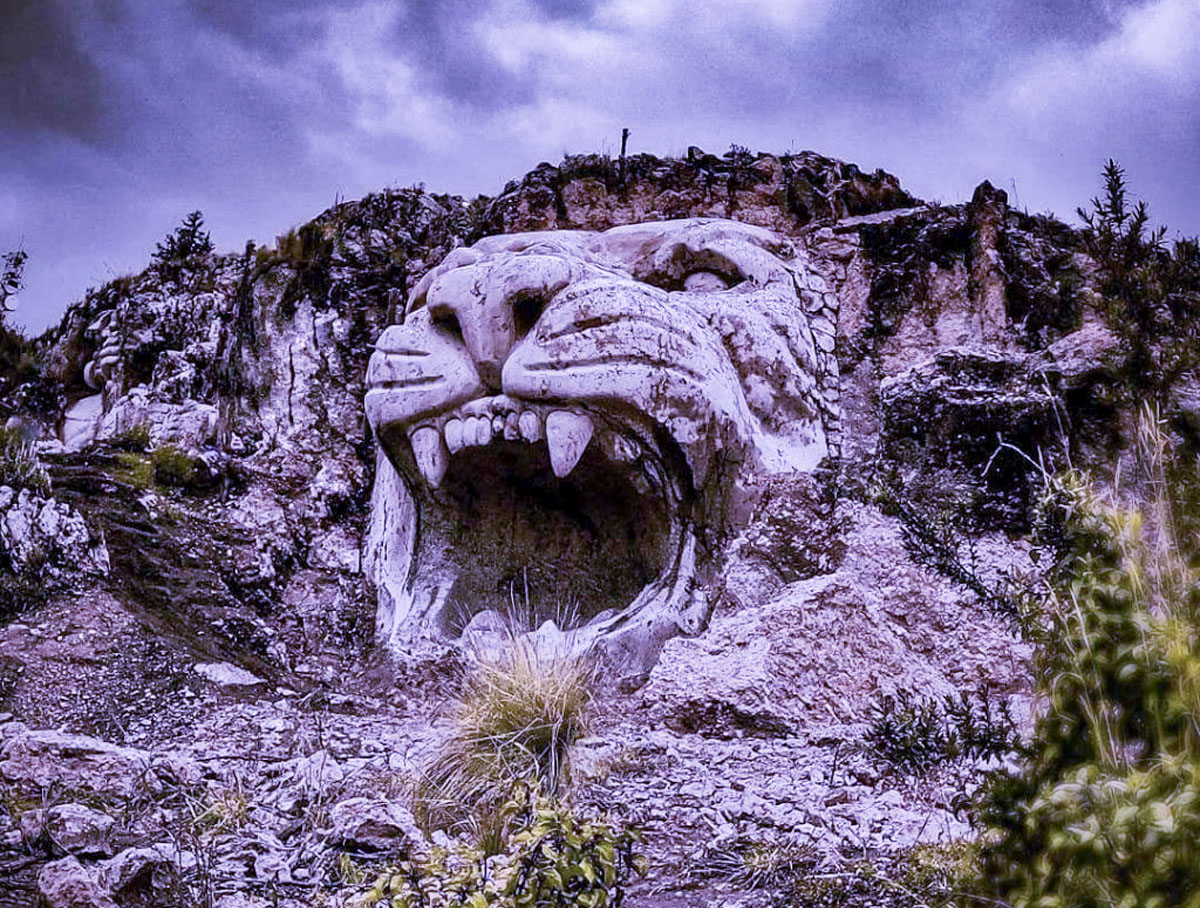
left=365, top=218, right=838, bottom=670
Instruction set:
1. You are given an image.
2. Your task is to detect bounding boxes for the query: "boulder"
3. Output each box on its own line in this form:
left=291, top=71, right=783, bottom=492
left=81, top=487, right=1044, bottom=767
left=37, top=857, right=118, bottom=908
left=21, top=802, right=116, bottom=856
left=329, top=797, right=426, bottom=854
left=0, top=726, right=200, bottom=798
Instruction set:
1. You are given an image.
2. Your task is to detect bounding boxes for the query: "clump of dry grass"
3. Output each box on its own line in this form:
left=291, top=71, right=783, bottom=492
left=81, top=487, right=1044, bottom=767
left=414, top=634, right=594, bottom=847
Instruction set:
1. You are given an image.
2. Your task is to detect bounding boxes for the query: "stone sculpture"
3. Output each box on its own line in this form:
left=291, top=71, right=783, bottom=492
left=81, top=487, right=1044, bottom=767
left=365, top=219, right=839, bottom=668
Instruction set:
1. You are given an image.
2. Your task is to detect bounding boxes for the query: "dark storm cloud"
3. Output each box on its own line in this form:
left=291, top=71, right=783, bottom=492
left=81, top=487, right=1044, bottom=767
left=392, top=0, right=539, bottom=107
left=1, top=0, right=1196, bottom=334
left=0, top=0, right=116, bottom=140
left=185, top=0, right=331, bottom=57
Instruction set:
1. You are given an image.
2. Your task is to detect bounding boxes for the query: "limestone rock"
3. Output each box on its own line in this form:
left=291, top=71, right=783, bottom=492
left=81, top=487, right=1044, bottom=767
left=195, top=661, right=266, bottom=688
left=0, top=486, right=109, bottom=576
left=96, top=845, right=182, bottom=904
left=21, top=802, right=116, bottom=856
left=37, top=856, right=118, bottom=908
left=329, top=797, right=426, bottom=854
left=0, top=726, right=199, bottom=798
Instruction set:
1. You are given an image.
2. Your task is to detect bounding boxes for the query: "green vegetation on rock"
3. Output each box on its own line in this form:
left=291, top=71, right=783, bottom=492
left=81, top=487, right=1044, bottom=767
left=977, top=408, right=1200, bottom=907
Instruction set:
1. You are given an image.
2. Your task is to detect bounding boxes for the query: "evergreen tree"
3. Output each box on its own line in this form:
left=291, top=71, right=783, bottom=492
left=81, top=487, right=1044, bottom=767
left=153, top=210, right=214, bottom=286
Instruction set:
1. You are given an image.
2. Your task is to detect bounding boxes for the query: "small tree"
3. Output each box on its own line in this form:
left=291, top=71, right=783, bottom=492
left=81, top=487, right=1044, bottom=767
left=1077, top=160, right=1200, bottom=387
left=0, top=248, right=27, bottom=314
left=153, top=210, right=214, bottom=287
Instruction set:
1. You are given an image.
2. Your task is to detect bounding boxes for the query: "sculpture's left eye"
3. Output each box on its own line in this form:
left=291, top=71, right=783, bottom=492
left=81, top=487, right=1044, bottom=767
left=512, top=293, right=545, bottom=338
left=683, top=270, right=737, bottom=292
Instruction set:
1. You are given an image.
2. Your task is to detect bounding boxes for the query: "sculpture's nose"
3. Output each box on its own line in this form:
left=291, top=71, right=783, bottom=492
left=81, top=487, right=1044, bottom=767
left=424, top=256, right=573, bottom=392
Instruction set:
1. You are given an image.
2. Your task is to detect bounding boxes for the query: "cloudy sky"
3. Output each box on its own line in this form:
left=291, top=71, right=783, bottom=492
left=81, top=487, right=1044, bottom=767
left=2, top=0, right=1198, bottom=333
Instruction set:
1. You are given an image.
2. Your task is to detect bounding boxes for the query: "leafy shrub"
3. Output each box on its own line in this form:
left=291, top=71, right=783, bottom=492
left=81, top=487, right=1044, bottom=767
left=1078, top=160, right=1200, bottom=384
left=415, top=636, right=593, bottom=846
left=358, top=783, right=643, bottom=908
left=978, top=407, right=1200, bottom=907
left=0, top=425, right=49, bottom=494
left=865, top=684, right=1020, bottom=774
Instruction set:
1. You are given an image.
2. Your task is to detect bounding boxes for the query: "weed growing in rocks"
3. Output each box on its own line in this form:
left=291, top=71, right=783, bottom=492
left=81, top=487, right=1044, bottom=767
left=864, top=684, right=1021, bottom=775
left=414, top=636, right=594, bottom=846
left=111, top=423, right=151, bottom=452
left=0, top=425, right=49, bottom=494
left=356, top=783, right=643, bottom=908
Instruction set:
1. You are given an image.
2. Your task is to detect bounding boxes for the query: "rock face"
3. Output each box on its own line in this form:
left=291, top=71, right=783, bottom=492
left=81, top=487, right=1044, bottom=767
left=0, top=146, right=1193, bottom=907
left=365, top=219, right=839, bottom=668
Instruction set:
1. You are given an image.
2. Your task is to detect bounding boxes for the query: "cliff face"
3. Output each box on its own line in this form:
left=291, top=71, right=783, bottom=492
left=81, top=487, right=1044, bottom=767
left=1, top=149, right=1195, bottom=906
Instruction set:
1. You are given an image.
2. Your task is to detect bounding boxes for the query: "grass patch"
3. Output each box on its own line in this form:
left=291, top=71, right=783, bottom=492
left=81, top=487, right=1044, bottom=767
left=151, top=444, right=195, bottom=486
left=113, top=452, right=154, bottom=490
left=414, top=634, right=594, bottom=849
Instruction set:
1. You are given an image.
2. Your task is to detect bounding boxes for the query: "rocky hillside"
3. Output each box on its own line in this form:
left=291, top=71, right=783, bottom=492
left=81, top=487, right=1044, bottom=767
left=0, top=147, right=1197, bottom=908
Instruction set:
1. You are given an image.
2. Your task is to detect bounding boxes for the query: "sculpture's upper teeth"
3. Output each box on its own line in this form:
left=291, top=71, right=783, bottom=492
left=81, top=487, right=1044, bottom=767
left=546, top=410, right=594, bottom=478
left=444, top=418, right=465, bottom=453
left=518, top=411, right=542, bottom=443
left=411, top=426, right=449, bottom=488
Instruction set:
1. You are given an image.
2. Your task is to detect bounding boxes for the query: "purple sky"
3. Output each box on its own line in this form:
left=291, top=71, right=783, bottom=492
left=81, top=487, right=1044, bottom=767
left=2, top=0, right=1198, bottom=333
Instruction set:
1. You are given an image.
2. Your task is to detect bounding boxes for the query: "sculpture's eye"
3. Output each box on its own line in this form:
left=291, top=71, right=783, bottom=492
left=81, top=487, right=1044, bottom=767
left=431, top=309, right=463, bottom=342
left=512, top=293, right=545, bottom=338
left=641, top=246, right=748, bottom=291
left=683, top=270, right=737, bottom=292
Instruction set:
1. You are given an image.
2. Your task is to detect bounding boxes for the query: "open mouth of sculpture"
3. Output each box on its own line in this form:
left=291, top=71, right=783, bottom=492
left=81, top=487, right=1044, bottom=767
left=372, top=393, right=696, bottom=638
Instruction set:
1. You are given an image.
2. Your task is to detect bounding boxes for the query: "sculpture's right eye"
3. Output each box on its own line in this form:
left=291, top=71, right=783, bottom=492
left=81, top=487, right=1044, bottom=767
left=432, top=309, right=463, bottom=342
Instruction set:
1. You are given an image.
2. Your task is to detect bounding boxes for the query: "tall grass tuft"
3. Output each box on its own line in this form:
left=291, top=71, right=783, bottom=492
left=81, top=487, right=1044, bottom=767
left=414, top=633, right=594, bottom=849
left=0, top=426, right=48, bottom=494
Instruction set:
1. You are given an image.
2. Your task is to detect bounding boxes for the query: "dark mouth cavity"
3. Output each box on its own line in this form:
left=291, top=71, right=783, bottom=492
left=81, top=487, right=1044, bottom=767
left=427, top=436, right=673, bottom=635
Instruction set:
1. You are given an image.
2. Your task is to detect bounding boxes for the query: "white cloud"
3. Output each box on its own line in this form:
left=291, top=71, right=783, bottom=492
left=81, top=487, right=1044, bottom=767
left=313, top=2, right=457, bottom=148
left=1001, top=0, right=1200, bottom=120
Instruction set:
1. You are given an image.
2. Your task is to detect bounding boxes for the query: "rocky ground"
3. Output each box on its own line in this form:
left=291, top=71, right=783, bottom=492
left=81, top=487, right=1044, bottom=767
left=0, top=467, right=1031, bottom=907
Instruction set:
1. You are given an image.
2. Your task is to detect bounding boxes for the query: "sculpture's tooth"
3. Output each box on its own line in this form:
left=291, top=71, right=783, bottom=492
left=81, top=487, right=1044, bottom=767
left=546, top=411, right=594, bottom=478
left=504, top=411, right=521, bottom=441
left=492, top=414, right=506, bottom=436
left=461, top=416, right=478, bottom=446
left=518, top=411, right=542, bottom=443
left=444, top=418, right=465, bottom=453
left=476, top=417, right=493, bottom=446
left=410, top=427, right=448, bottom=488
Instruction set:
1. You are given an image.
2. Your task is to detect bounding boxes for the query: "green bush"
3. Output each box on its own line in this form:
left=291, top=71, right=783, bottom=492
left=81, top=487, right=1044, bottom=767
left=358, top=784, right=643, bottom=908
left=978, top=407, right=1200, bottom=907
left=415, top=636, right=593, bottom=848
left=864, top=684, right=1020, bottom=774
left=153, top=211, right=214, bottom=288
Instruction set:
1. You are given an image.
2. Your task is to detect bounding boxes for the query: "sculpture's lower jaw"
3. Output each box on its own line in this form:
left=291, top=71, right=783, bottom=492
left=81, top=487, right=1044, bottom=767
left=366, top=403, right=710, bottom=674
